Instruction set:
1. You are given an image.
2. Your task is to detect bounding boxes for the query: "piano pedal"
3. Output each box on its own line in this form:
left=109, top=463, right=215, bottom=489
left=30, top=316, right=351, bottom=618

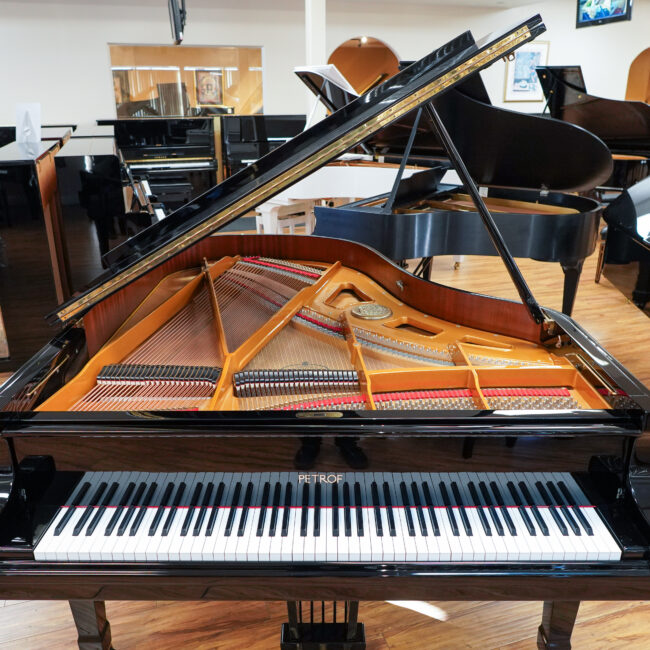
left=282, top=601, right=365, bottom=650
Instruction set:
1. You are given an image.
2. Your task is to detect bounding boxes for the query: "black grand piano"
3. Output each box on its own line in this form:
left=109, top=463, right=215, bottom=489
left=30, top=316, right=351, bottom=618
left=1, top=16, right=650, bottom=650
left=599, top=174, right=650, bottom=311
left=537, top=65, right=650, bottom=189
left=308, top=65, right=612, bottom=316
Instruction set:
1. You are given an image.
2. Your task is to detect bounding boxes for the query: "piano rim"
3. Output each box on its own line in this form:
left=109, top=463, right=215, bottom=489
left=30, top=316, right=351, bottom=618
left=2, top=560, right=650, bottom=603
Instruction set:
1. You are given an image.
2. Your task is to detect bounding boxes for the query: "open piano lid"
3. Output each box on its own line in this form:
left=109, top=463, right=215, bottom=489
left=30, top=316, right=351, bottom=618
left=52, top=16, right=545, bottom=327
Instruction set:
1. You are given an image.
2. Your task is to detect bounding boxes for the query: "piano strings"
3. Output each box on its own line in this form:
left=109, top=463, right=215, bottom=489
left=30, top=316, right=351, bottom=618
left=40, top=254, right=609, bottom=414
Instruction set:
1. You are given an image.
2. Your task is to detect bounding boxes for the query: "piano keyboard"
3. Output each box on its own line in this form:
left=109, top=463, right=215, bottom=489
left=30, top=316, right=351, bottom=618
left=34, top=472, right=621, bottom=563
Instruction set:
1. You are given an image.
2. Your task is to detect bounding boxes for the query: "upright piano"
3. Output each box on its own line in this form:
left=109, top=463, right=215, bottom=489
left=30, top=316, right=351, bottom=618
left=1, top=16, right=650, bottom=650
left=99, top=118, right=219, bottom=210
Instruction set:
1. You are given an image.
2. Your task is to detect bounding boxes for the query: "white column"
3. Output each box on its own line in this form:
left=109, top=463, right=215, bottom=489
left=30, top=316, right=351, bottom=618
left=304, top=0, right=327, bottom=124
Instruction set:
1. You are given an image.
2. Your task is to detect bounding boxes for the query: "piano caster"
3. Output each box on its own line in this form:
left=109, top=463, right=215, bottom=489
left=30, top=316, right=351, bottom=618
left=68, top=600, right=114, bottom=650
left=282, top=601, right=365, bottom=650
left=536, top=601, right=580, bottom=650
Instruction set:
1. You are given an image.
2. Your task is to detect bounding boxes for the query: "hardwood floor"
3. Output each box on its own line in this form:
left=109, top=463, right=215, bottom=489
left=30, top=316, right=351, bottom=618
left=0, top=249, right=649, bottom=649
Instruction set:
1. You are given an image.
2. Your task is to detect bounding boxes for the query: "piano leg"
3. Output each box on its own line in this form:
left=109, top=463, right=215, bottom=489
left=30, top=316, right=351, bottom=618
left=632, top=258, right=650, bottom=310
left=68, top=600, right=114, bottom=650
left=560, top=261, right=584, bottom=316
left=536, top=600, right=580, bottom=650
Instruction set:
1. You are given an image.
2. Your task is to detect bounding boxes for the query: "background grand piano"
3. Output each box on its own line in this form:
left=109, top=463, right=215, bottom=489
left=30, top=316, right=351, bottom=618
left=309, top=70, right=612, bottom=315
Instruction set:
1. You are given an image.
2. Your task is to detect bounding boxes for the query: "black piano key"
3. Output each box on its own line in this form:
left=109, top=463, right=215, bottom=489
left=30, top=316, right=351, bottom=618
left=439, top=481, right=459, bottom=536
left=205, top=482, right=225, bottom=537
left=281, top=483, right=292, bottom=537
left=55, top=481, right=91, bottom=536
left=332, top=483, right=339, bottom=537
left=400, top=481, right=416, bottom=537
left=193, top=482, right=214, bottom=537
left=237, top=482, right=254, bottom=537
left=383, top=482, right=397, bottom=537
left=129, top=481, right=158, bottom=536
left=314, top=483, right=321, bottom=537
left=354, top=482, right=364, bottom=537
left=506, top=481, right=536, bottom=536
left=546, top=481, right=581, bottom=536
left=410, top=482, right=427, bottom=537
left=300, top=483, right=309, bottom=537
left=489, top=481, right=516, bottom=536
left=343, top=482, right=352, bottom=537
left=421, top=481, right=440, bottom=536
left=269, top=482, right=282, bottom=537
left=224, top=482, right=243, bottom=537
left=450, top=482, right=472, bottom=536
left=73, top=482, right=107, bottom=536
left=371, top=482, right=383, bottom=537
left=535, top=481, right=568, bottom=536
left=181, top=482, right=204, bottom=537
left=105, top=481, right=136, bottom=537
left=162, top=482, right=186, bottom=537
left=479, top=481, right=504, bottom=536
left=118, top=481, right=147, bottom=536
left=87, top=482, right=119, bottom=537
left=149, top=482, right=175, bottom=537
left=468, top=482, right=491, bottom=536
left=518, top=481, right=549, bottom=536
left=257, top=482, right=271, bottom=537
left=558, top=481, right=593, bottom=536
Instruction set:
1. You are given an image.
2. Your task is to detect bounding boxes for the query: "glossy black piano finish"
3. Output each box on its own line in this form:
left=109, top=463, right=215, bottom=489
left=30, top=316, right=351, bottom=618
left=0, top=141, right=64, bottom=371
left=1, top=17, right=650, bottom=650
left=600, top=175, right=650, bottom=311
left=54, top=137, right=155, bottom=294
left=314, top=178, right=602, bottom=316
left=537, top=65, right=650, bottom=190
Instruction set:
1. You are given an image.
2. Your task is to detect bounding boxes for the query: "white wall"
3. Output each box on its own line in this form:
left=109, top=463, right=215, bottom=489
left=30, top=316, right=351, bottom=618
left=0, top=0, right=648, bottom=125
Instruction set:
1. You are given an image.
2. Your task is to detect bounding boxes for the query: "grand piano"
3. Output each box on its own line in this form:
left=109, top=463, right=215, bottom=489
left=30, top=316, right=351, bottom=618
left=309, top=64, right=612, bottom=316
left=599, top=174, right=650, bottom=311
left=0, top=16, right=650, bottom=650
left=536, top=65, right=650, bottom=190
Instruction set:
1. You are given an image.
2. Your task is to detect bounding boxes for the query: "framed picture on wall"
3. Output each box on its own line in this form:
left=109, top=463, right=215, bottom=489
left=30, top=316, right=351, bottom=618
left=503, top=41, right=549, bottom=102
left=194, top=69, right=223, bottom=106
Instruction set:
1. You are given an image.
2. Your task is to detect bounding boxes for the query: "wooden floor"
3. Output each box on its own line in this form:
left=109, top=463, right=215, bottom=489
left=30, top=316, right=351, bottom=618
left=1, top=249, right=649, bottom=649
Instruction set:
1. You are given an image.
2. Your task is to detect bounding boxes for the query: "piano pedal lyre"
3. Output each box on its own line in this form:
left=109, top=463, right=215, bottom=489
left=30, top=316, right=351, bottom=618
left=282, top=601, right=365, bottom=650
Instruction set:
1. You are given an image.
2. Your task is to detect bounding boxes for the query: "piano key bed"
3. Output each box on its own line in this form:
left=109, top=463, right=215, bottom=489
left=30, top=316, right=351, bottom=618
left=34, top=471, right=621, bottom=564
left=37, top=255, right=613, bottom=413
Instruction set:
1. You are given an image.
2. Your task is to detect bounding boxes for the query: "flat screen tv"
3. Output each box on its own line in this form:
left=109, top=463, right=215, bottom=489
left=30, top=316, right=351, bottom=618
left=576, top=0, right=632, bottom=28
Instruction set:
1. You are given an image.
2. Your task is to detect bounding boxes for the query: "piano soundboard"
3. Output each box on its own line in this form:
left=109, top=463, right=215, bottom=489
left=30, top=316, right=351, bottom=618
left=37, top=255, right=612, bottom=414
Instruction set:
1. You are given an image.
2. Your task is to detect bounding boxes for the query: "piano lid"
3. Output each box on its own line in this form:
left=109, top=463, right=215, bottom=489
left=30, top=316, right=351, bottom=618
left=53, top=15, right=545, bottom=326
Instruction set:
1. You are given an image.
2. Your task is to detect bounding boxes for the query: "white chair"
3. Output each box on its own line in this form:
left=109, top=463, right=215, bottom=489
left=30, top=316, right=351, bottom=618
left=255, top=197, right=316, bottom=235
